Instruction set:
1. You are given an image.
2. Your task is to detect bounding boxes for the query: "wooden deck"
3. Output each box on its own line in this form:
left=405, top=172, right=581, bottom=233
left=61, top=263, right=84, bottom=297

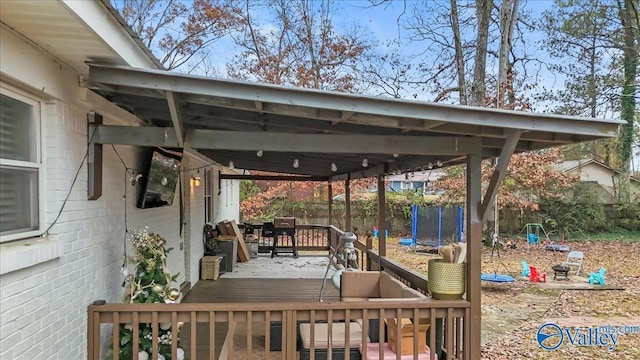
left=181, top=278, right=339, bottom=359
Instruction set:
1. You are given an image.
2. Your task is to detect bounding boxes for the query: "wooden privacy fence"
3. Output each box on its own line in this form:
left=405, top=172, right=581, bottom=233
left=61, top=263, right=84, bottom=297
left=87, top=300, right=469, bottom=360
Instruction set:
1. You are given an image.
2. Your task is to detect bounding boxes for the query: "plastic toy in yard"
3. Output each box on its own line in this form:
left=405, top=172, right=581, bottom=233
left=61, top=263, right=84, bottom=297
left=529, top=266, right=547, bottom=282
left=546, top=232, right=570, bottom=252
left=521, top=261, right=531, bottom=278
left=518, top=223, right=570, bottom=252
left=589, top=268, right=606, bottom=285
left=481, top=234, right=515, bottom=283
left=521, top=223, right=549, bottom=245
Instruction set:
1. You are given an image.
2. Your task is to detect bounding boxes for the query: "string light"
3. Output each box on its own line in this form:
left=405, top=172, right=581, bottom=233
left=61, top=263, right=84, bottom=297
left=393, top=153, right=399, bottom=158
left=228, top=161, right=235, bottom=169
left=256, top=150, right=263, bottom=157
left=436, top=160, right=443, bottom=167
left=293, top=159, right=299, bottom=168
left=331, top=162, right=338, bottom=172
left=361, top=158, right=368, bottom=168
left=427, top=162, right=433, bottom=169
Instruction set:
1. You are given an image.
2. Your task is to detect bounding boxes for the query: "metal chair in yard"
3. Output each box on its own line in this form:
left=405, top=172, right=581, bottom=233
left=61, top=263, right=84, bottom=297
left=562, top=251, right=584, bottom=276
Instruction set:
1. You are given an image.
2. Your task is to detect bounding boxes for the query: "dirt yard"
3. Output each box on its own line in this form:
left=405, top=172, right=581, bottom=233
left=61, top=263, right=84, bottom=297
left=383, top=237, right=640, bottom=359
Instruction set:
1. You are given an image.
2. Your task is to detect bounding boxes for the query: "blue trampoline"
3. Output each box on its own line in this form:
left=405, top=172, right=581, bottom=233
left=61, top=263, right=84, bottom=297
left=481, top=274, right=516, bottom=282
left=411, top=205, right=464, bottom=247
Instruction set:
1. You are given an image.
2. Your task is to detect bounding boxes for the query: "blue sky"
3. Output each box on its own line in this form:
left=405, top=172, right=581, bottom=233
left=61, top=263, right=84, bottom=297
left=118, top=0, right=637, bottom=171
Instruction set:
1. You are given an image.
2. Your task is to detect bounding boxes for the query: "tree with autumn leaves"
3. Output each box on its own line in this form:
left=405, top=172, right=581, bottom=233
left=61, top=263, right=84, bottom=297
left=434, top=148, right=577, bottom=212
left=112, top=0, right=637, bottom=210
left=240, top=174, right=376, bottom=221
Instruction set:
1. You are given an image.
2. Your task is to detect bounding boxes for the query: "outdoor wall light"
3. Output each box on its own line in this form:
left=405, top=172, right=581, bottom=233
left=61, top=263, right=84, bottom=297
left=191, top=175, right=201, bottom=187
left=293, top=159, right=300, bottom=168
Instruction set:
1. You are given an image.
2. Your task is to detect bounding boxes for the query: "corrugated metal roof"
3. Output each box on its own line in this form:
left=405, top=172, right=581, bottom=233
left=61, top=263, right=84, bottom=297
left=85, top=64, right=623, bottom=179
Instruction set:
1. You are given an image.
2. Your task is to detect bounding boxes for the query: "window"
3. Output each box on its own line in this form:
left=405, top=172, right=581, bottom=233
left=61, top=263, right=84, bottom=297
left=0, top=87, right=43, bottom=242
left=204, top=168, right=213, bottom=223
left=400, top=181, right=413, bottom=190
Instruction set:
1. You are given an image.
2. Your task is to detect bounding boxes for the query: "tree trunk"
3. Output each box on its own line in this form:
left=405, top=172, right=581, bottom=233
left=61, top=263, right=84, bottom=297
left=471, top=0, right=492, bottom=106
left=450, top=0, right=467, bottom=105
left=498, top=0, right=519, bottom=108
left=617, top=0, right=639, bottom=203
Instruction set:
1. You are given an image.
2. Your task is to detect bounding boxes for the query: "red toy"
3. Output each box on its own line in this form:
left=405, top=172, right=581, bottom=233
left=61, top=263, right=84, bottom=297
left=529, top=266, right=547, bottom=282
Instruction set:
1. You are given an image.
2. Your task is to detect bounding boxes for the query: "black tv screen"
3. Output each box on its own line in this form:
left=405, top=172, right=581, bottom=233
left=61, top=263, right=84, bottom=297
left=137, top=148, right=182, bottom=209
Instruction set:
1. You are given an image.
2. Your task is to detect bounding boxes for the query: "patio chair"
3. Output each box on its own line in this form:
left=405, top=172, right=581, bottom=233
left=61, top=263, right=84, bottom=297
left=588, top=268, right=606, bottom=285
left=528, top=266, right=546, bottom=282
left=521, top=261, right=530, bottom=278
left=562, top=251, right=584, bottom=276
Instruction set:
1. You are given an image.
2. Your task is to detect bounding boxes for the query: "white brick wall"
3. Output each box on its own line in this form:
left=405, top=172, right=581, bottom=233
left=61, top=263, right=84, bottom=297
left=0, top=23, right=238, bottom=359
left=0, top=73, right=223, bottom=360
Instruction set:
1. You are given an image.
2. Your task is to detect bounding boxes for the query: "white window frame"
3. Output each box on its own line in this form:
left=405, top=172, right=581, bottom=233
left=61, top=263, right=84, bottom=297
left=400, top=181, right=413, bottom=190
left=0, top=84, right=45, bottom=243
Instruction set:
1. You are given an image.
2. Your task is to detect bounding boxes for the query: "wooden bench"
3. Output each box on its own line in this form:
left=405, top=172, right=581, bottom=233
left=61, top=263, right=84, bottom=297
left=299, top=322, right=363, bottom=360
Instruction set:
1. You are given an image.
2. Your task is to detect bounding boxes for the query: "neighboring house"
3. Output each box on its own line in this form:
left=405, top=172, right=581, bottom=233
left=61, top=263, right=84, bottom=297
left=555, top=159, right=640, bottom=203
left=387, top=169, right=445, bottom=194
left=0, top=2, right=238, bottom=359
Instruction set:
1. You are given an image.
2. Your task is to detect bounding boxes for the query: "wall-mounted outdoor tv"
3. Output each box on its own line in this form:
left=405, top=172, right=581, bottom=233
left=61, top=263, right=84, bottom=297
left=137, top=148, right=182, bottom=209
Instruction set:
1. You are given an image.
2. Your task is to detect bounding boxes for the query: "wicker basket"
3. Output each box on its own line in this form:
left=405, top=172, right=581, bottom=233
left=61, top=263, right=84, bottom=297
left=428, top=259, right=466, bottom=300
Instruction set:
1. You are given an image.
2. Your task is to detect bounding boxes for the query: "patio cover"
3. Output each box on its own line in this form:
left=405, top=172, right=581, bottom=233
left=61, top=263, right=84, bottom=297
left=82, top=64, right=622, bottom=360
left=84, top=64, right=622, bottom=181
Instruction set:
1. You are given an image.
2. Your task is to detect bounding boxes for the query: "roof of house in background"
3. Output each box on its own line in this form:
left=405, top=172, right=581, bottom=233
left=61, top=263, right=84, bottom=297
left=387, top=170, right=446, bottom=183
left=555, top=158, right=640, bottom=183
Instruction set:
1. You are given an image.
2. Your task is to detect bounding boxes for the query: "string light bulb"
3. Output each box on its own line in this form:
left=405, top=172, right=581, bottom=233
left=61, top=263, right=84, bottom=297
left=393, top=153, right=399, bottom=158
left=436, top=160, right=443, bottom=167
left=427, top=162, right=433, bottom=170
left=228, top=161, right=235, bottom=170
left=256, top=150, right=263, bottom=157
left=361, top=158, right=368, bottom=168
left=293, top=159, right=299, bottom=168
left=331, top=162, right=338, bottom=172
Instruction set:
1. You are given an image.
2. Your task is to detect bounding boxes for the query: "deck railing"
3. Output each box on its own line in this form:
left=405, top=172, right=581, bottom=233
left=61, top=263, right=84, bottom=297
left=88, top=300, right=469, bottom=360
left=245, top=224, right=331, bottom=252
left=88, top=225, right=470, bottom=360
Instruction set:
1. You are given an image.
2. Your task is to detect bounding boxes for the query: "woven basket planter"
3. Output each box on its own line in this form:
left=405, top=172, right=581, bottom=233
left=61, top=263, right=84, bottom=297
left=428, top=259, right=466, bottom=300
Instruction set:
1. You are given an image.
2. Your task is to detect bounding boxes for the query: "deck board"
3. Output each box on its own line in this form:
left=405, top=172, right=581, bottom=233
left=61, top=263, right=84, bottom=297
left=181, top=278, right=338, bottom=359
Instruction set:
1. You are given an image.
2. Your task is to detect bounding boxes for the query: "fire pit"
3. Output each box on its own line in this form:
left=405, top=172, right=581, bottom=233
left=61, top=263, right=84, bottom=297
left=552, top=265, right=570, bottom=281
